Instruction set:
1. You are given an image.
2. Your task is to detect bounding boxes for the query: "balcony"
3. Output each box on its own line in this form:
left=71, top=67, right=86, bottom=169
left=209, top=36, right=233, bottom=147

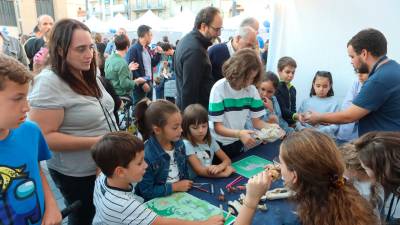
left=132, top=0, right=166, bottom=11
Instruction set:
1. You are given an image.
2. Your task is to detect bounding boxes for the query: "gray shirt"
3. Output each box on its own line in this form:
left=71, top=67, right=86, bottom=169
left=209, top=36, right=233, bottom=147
left=28, top=68, right=116, bottom=176
left=0, top=31, right=28, bottom=66
left=142, top=48, right=152, bottom=80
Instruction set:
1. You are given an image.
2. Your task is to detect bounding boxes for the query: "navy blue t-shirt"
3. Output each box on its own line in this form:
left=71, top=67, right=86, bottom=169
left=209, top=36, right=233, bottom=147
left=353, top=59, right=400, bottom=135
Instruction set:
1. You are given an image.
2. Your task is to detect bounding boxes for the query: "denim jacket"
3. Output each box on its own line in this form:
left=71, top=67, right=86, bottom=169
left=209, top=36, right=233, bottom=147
left=136, top=135, right=189, bottom=201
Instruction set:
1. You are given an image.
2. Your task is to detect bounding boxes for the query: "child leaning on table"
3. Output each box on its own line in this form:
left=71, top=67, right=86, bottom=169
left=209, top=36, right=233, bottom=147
left=91, top=131, right=223, bottom=225
left=182, top=104, right=235, bottom=178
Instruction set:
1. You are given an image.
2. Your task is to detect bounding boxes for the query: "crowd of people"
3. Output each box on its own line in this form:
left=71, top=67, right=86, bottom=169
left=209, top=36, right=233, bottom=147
left=1, top=5, right=400, bottom=225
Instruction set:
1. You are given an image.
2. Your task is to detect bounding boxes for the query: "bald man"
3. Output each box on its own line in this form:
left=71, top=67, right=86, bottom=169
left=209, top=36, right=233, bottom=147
left=208, top=26, right=257, bottom=82
left=24, top=14, right=54, bottom=70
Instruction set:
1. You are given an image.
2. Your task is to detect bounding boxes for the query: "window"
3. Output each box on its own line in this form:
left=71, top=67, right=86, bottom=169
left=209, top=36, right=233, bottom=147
left=0, top=0, right=17, bottom=26
left=36, top=0, right=54, bottom=18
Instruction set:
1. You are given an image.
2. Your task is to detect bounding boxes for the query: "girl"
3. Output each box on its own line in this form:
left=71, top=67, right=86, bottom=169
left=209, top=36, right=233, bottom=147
left=235, top=129, right=379, bottom=225
left=355, top=132, right=400, bottom=224
left=336, top=72, right=369, bottom=144
left=135, top=99, right=192, bottom=201
left=29, top=19, right=116, bottom=224
left=339, top=143, right=383, bottom=215
left=182, top=104, right=235, bottom=178
left=297, top=71, right=339, bottom=138
left=255, top=71, right=294, bottom=134
left=209, top=48, right=272, bottom=159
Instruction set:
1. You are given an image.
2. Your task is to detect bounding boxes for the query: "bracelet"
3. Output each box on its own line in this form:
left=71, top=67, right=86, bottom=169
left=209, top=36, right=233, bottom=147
left=236, top=130, right=241, bottom=139
left=243, top=199, right=257, bottom=210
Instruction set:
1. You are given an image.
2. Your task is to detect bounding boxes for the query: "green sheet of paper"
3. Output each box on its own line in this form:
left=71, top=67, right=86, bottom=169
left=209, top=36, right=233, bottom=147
left=232, top=155, right=272, bottom=178
left=146, top=192, right=235, bottom=225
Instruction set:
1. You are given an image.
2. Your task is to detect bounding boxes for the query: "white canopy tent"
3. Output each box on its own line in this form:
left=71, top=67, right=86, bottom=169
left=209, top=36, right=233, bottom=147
left=106, top=13, right=136, bottom=31
left=131, top=10, right=165, bottom=31
left=85, top=16, right=108, bottom=33
left=163, top=10, right=195, bottom=33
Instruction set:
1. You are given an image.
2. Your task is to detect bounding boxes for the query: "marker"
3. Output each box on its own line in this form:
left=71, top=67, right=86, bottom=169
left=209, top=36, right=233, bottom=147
left=210, top=184, right=214, bottom=194
left=225, top=210, right=232, bottom=220
left=193, top=186, right=210, bottom=193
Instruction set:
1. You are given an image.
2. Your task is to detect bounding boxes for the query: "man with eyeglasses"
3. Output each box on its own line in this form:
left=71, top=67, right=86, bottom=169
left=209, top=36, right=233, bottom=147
left=174, top=6, right=223, bottom=111
left=208, top=26, right=257, bottom=82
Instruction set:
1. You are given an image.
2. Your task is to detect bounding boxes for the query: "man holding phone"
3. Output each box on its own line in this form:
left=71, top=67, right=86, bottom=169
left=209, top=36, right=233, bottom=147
left=125, top=25, right=162, bottom=105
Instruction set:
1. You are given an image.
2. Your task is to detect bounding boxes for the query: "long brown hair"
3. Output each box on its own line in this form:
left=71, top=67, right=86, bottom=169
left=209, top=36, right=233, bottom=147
left=281, top=129, right=378, bottom=225
left=182, top=104, right=211, bottom=146
left=355, top=131, right=400, bottom=197
left=48, top=18, right=101, bottom=97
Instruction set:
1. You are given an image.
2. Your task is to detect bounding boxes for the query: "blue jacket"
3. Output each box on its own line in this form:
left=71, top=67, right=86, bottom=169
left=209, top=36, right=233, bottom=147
left=136, top=136, right=190, bottom=201
left=125, top=42, right=161, bottom=79
left=208, top=42, right=230, bottom=82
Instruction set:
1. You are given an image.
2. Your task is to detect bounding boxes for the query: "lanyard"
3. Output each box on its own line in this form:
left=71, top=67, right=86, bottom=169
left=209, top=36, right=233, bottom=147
left=369, top=55, right=388, bottom=77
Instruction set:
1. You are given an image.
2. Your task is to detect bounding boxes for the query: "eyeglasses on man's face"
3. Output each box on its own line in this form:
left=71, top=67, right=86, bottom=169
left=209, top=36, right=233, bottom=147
left=209, top=25, right=223, bottom=32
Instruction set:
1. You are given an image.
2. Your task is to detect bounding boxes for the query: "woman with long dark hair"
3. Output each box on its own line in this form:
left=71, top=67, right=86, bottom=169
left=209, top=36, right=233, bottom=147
left=29, top=19, right=117, bottom=225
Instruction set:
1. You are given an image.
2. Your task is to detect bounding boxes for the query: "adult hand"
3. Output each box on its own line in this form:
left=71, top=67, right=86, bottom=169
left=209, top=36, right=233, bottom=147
left=172, top=180, right=193, bottom=192
left=155, top=46, right=163, bottom=53
left=239, top=130, right=257, bottom=149
left=244, top=171, right=272, bottom=209
left=134, top=77, right=147, bottom=85
left=201, top=215, right=224, bottom=225
left=41, top=206, right=62, bottom=225
left=129, top=62, right=139, bottom=71
left=142, top=83, right=151, bottom=93
left=304, top=111, right=321, bottom=126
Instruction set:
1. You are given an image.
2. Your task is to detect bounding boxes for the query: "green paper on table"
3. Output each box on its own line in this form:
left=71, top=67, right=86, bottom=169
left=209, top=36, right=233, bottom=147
left=232, top=155, right=272, bottom=178
left=146, top=192, right=235, bottom=225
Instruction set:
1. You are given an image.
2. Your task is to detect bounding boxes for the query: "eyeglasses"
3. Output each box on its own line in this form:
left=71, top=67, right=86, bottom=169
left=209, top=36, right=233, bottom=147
left=209, top=25, right=223, bottom=32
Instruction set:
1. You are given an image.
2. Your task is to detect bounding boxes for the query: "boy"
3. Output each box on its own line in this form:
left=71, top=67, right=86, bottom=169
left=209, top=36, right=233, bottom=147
left=275, top=56, right=298, bottom=126
left=91, top=131, right=223, bottom=225
left=0, top=55, right=61, bottom=224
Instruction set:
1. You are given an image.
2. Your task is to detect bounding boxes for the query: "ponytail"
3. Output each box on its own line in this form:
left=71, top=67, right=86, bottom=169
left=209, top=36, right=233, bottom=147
left=135, top=98, right=151, bottom=141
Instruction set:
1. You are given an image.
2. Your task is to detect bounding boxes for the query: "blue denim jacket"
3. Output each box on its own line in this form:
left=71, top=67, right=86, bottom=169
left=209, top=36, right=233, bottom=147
left=136, top=135, right=190, bottom=201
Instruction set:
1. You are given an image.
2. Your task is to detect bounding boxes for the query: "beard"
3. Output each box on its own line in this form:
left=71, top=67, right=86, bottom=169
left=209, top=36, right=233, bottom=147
left=355, top=61, right=370, bottom=74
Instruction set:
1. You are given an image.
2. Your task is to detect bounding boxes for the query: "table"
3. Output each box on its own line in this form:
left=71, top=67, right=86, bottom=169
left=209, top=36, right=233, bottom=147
left=188, top=141, right=298, bottom=225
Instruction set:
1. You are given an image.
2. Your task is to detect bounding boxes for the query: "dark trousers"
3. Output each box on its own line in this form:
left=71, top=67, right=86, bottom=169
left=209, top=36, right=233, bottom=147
left=132, top=82, right=152, bottom=105
left=214, top=140, right=244, bottom=164
left=49, top=169, right=96, bottom=225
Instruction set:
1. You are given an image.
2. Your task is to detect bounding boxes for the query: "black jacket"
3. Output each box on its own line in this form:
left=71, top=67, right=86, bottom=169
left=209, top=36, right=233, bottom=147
left=125, top=42, right=161, bottom=79
left=275, top=81, right=297, bottom=125
left=174, top=30, right=213, bottom=111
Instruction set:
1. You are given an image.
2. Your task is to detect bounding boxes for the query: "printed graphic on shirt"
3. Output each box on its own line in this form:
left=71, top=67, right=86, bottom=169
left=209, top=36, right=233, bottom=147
left=195, top=150, right=212, bottom=167
left=166, top=151, right=180, bottom=183
left=0, top=165, right=41, bottom=224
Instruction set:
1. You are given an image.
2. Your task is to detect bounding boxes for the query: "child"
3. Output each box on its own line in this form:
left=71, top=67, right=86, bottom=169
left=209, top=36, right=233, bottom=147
left=208, top=48, right=272, bottom=159
left=355, top=132, right=400, bottom=224
left=339, top=143, right=383, bottom=215
left=91, top=131, right=223, bottom=225
left=135, top=100, right=192, bottom=201
left=296, top=71, right=340, bottom=138
left=336, top=72, right=369, bottom=144
left=0, top=55, right=61, bottom=224
left=182, top=104, right=235, bottom=178
left=275, top=56, right=298, bottom=126
left=235, top=130, right=379, bottom=225
left=255, top=71, right=294, bottom=134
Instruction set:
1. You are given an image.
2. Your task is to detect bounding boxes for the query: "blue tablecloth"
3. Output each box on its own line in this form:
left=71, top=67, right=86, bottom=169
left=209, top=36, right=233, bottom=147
left=188, top=141, right=298, bottom=225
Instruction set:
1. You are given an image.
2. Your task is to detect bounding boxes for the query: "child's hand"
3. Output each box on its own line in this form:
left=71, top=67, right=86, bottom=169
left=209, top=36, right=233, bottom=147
left=221, top=166, right=235, bottom=177
left=207, top=164, right=225, bottom=175
left=239, top=130, right=257, bottom=149
left=201, top=215, right=224, bottom=225
left=268, top=114, right=279, bottom=124
left=172, top=180, right=193, bottom=192
left=263, top=97, right=274, bottom=112
left=41, top=205, right=62, bottom=225
left=244, top=171, right=272, bottom=208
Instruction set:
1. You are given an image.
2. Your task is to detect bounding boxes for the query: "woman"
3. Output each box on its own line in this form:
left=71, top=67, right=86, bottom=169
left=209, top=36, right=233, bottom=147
left=235, top=129, right=378, bottom=225
left=355, top=131, right=400, bottom=224
left=29, top=19, right=117, bottom=225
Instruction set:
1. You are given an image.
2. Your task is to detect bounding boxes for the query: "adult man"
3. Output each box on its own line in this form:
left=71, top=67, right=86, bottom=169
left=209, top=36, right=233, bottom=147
left=24, top=14, right=54, bottom=70
left=208, top=26, right=257, bottom=82
left=0, top=31, right=28, bottom=66
left=305, top=28, right=400, bottom=135
left=125, top=25, right=161, bottom=104
left=240, top=17, right=259, bottom=33
left=174, top=6, right=223, bottom=111
left=104, top=28, right=127, bottom=58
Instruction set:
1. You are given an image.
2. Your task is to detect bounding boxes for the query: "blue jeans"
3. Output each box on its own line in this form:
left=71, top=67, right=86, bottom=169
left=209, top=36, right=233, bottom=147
left=49, top=169, right=96, bottom=225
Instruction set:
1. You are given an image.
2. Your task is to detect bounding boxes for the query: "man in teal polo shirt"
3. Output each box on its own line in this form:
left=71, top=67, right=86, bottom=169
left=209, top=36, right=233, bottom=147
left=305, top=28, right=400, bottom=136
